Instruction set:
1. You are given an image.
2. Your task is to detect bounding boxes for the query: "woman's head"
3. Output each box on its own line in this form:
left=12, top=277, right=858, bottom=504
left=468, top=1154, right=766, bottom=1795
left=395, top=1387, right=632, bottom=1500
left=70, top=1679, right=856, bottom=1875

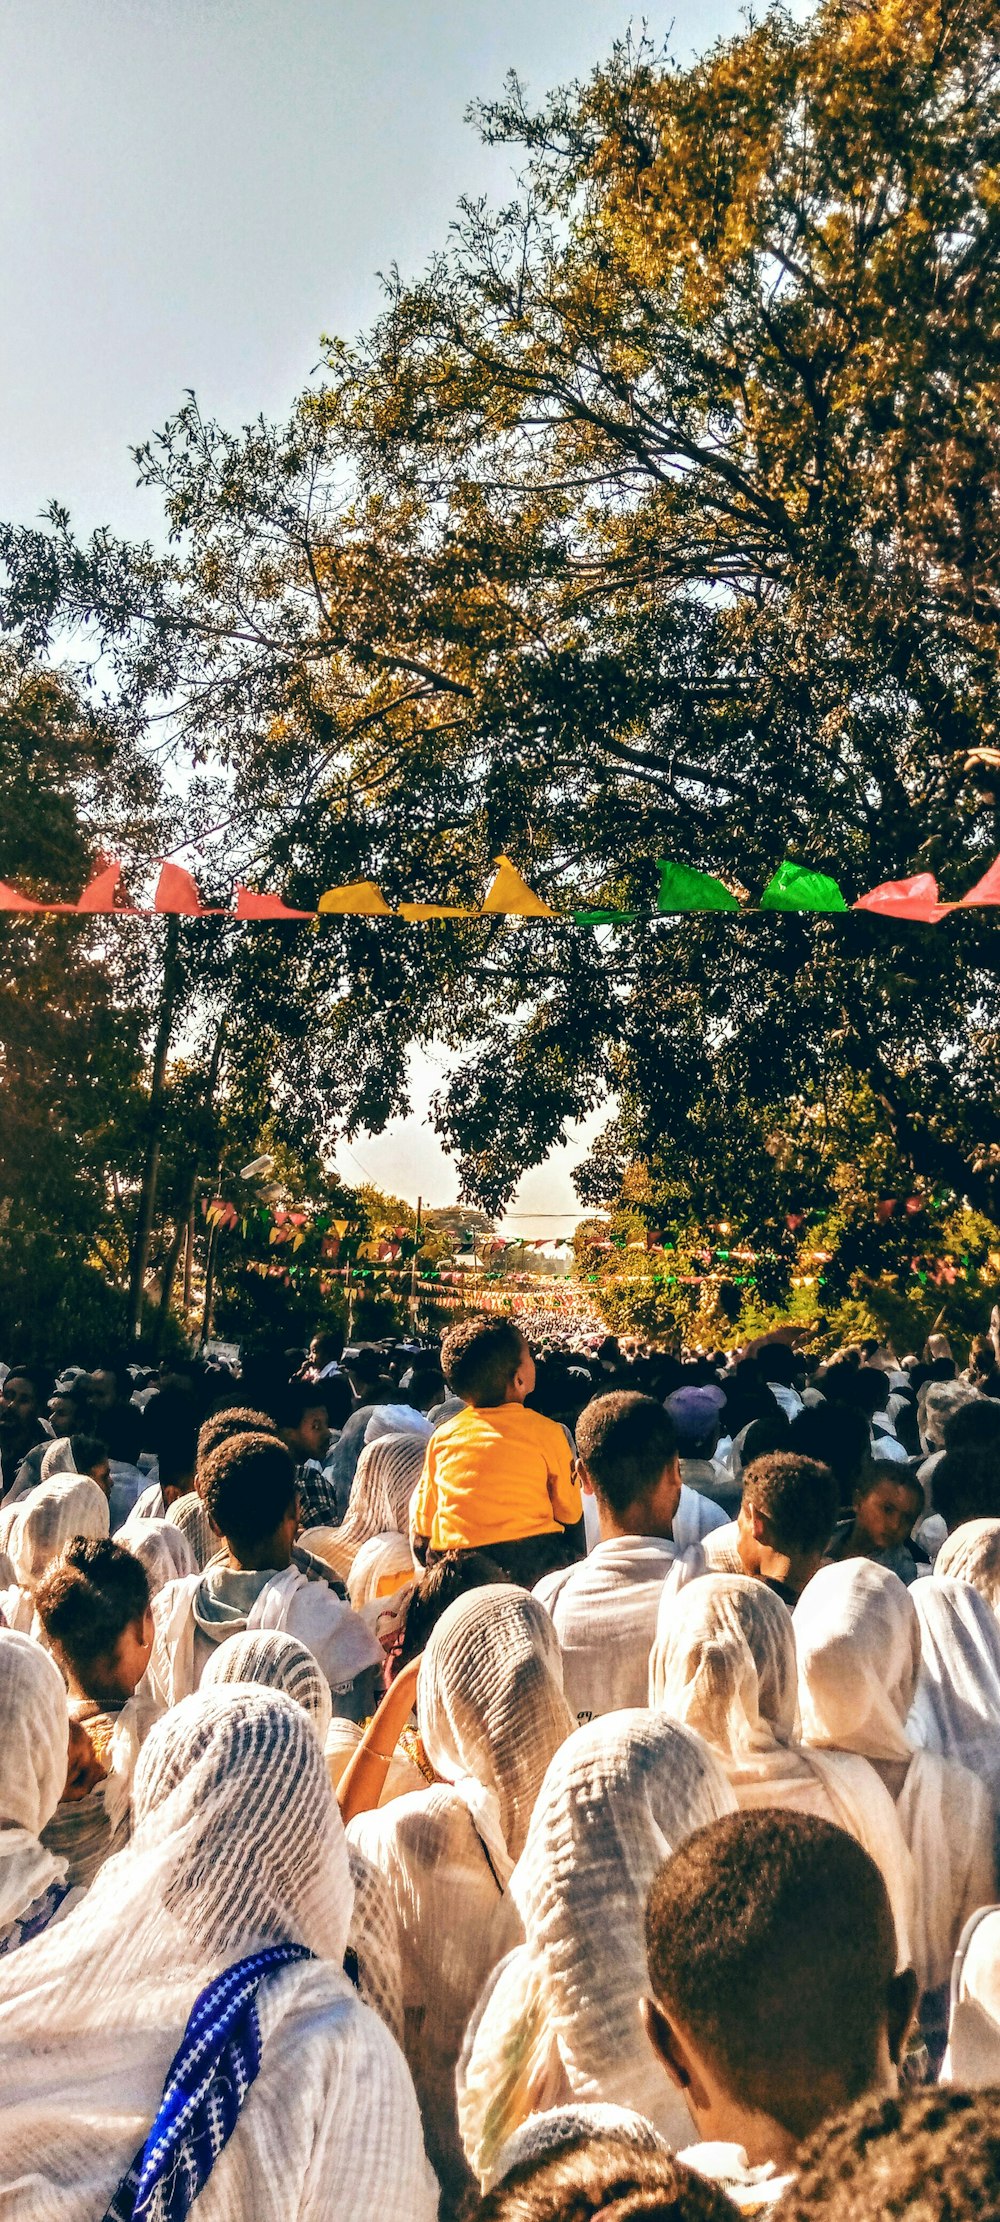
left=201, top=1627, right=334, bottom=1743
left=649, top=1573, right=797, bottom=1757
left=10, top=1477, right=110, bottom=1588
left=794, top=1560, right=920, bottom=1761
left=131, top=1685, right=353, bottom=1960
left=0, top=1627, right=70, bottom=1840
left=418, top=1584, right=573, bottom=1859
left=34, top=1539, right=153, bottom=1703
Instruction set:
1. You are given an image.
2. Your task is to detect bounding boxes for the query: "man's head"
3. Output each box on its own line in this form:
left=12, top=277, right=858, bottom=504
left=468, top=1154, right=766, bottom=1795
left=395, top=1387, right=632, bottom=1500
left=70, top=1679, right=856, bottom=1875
left=665, top=1387, right=725, bottom=1461
left=87, top=1365, right=128, bottom=1414
left=470, top=2127, right=737, bottom=2222
left=345, top=1346, right=386, bottom=1399
left=441, top=1317, right=534, bottom=1408
left=575, top=1393, right=680, bottom=1540
left=738, top=1452, right=838, bottom=1596
left=273, top=1380, right=331, bottom=1463
left=196, top=1404, right=278, bottom=1479
left=35, top=1538, right=153, bottom=1704
left=1, top=1368, right=41, bottom=1431
left=934, top=1444, right=1000, bottom=1530
left=781, top=2087, right=1000, bottom=2222
left=851, top=1462, right=924, bottom=1555
left=67, top=1434, right=112, bottom=1500
left=199, top=1430, right=298, bottom=1569
left=945, top=1397, right=1000, bottom=1454
left=48, top=1384, right=89, bottom=1438
left=643, top=1810, right=915, bottom=2158
left=788, top=1401, right=870, bottom=1495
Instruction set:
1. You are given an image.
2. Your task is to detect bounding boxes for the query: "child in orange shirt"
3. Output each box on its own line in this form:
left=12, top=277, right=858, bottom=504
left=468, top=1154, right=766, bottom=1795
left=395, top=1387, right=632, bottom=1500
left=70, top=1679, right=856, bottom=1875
left=412, top=1317, right=584, bottom=1588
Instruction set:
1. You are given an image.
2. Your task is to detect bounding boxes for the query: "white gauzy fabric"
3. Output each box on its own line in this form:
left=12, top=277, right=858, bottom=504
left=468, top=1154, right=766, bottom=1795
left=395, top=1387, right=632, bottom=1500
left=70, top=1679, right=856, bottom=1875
left=672, top=1484, right=729, bottom=1553
left=164, top=1489, right=216, bottom=1570
left=534, top=1537, right=702, bottom=1724
left=485, top=2103, right=671, bottom=2194
left=795, top=1560, right=996, bottom=1990
left=649, top=1572, right=917, bottom=1971
left=349, top=1585, right=573, bottom=2195
left=119, top=1515, right=197, bottom=1595
left=10, top=1477, right=109, bottom=1586
left=0, top=1630, right=69, bottom=1937
left=197, top=1631, right=403, bottom=2045
left=147, top=1563, right=382, bottom=1708
left=0, top=1687, right=437, bottom=2222
left=457, top=1711, right=738, bottom=2186
left=201, top=1628, right=335, bottom=1743
left=38, top=1439, right=78, bottom=1482
left=909, top=1577, right=1000, bottom=1804
left=347, top=1532, right=415, bottom=1609
left=304, top=1433, right=426, bottom=1582
left=944, top=1906, right=1000, bottom=2085
left=937, top=1521, right=1000, bottom=1620
left=364, top=1405, right=434, bottom=1445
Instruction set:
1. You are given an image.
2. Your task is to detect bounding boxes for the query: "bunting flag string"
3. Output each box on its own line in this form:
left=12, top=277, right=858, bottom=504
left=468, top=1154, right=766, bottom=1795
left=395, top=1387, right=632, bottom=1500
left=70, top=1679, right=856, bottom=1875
left=6, top=852, right=1000, bottom=924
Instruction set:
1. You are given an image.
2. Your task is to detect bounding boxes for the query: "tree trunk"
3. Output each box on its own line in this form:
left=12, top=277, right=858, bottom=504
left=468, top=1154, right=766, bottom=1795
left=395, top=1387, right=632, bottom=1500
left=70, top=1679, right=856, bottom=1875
left=127, top=917, right=182, bottom=1339
left=155, top=1019, right=226, bottom=1344
left=182, top=1199, right=195, bottom=1316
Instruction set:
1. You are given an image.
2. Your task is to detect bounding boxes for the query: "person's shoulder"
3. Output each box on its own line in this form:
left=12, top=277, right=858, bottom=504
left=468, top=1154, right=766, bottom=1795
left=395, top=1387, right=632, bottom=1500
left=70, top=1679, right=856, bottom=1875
left=533, top=1563, right=573, bottom=1610
left=513, top=1404, right=569, bottom=1449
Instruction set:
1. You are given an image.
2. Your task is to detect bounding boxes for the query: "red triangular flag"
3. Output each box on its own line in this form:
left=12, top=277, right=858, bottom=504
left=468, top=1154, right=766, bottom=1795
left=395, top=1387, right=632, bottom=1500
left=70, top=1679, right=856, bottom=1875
left=153, top=862, right=224, bottom=914
left=75, top=860, right=131, bottom=911
left=854, top=873, right=952, bottom=923
left=234, top=885, right=315, bottom=919
left=958, top=857, right=1000, bottom=908
left=0, top=881, right=45, bottom=910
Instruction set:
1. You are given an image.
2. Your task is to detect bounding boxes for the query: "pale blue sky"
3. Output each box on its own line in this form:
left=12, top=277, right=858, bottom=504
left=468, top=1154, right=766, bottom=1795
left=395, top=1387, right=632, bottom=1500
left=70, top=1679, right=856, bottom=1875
left=2, top=0, right=753, bottom=1223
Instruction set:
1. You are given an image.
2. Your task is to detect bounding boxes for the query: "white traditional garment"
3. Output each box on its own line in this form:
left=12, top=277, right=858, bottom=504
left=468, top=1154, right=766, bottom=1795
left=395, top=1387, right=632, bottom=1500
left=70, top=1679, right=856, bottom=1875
left=909, top=1577, right=1000, bottom=1806
left=164, top=1488, right=215, bottom=1569
left=10, top=1476, right=109, bottom=1585
left=38, top=1438, right=78, bottom=1482
left=701, top=1518, right=745, bottom=1575
left=347, top=1531, right=415, bottom=1608
left=936, top=1521, right=1000, bottom=1620
left=457, top=1711, right=738, bottom=2187
left=130, top=1479, right=166, bottom=1522
left=303, top=1432, right=426, bottom=1583
left=119, top=1514, right=197, bottom=1595
left=0, top=1630, right=70, bottom=1950
left=349, top=1585, right=573, bottom=2195
left=1, top=1477, right=110, bottom=1633
left=649, top=1572, right=916, bottom=1969
left=534, top=1535, right=702, bottom=1724
left=145, top=1560, right=382, bottom=1710
left=943, top=1905, right=1000, bottom=2085
left=673, top=1483, right=729, bottom=1552
left=364, top=1405, right=434, bottom=1445
left=0, top=1687, right=438, bottom=2221
left=794, top=1559, right=995, bottom=1991
left=198, top=1630, right=403, bottom=2044
left=201, top=1627, right=334, bottom=1741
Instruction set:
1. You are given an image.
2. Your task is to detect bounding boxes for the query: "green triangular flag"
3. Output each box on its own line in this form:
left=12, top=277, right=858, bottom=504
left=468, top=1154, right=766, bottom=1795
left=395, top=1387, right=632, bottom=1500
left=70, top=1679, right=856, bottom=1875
left=657, top=860, right=741, bottom=912
left=760, top=861, right=849, bottom=913
left=574, top=908, right=645, bottom=925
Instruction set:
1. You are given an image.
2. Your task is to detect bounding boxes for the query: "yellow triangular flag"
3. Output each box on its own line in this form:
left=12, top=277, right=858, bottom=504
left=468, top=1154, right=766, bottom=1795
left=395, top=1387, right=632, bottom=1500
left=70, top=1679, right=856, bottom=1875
left=480, top=854, right=556, bottom=918
left=397, top=901, right=479, bottom=920
left=317, top=881, right=395, bottom=915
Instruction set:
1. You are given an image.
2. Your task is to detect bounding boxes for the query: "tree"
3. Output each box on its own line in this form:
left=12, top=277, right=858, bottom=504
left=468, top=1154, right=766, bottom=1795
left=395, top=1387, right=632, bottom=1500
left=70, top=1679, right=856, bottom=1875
left=3, top=0, right=1000, bottom=1222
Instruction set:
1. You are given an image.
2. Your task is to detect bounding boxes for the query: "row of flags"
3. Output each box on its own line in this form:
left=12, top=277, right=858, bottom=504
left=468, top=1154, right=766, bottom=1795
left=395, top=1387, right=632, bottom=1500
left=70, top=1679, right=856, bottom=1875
left=4, top=854, right=1000, bottom=923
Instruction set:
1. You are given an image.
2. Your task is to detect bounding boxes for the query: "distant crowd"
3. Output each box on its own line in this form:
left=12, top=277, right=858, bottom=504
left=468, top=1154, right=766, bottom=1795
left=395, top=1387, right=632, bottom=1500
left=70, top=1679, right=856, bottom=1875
left=3, top=1314, right=1000, bottom=2217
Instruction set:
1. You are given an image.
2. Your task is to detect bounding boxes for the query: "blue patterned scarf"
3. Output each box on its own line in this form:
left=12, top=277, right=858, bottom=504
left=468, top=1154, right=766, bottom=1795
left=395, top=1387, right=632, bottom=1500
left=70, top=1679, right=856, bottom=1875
left=104, top=1942, right=313, bottom=2222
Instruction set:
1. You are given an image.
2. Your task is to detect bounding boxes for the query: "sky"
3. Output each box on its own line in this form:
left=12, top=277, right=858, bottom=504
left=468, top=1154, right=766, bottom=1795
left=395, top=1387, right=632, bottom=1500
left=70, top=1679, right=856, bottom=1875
left=2, top=0, right=752, bottom=1229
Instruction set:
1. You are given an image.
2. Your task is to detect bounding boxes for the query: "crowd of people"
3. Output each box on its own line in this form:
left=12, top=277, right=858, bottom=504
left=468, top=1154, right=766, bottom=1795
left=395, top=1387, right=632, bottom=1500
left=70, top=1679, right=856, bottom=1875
left=3, top=1311, right=1000, bottom=2217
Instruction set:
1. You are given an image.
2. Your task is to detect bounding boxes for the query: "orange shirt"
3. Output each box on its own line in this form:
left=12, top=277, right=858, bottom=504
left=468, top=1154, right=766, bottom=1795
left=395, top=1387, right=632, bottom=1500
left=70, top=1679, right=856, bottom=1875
left=413, top=1402, right=582, bottom=1552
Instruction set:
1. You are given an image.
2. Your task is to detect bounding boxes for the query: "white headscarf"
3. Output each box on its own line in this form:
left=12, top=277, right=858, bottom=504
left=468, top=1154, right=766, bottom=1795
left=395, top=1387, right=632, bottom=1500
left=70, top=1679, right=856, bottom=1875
left=120, top=1515, right=197, bottom=1595
left=364, top=1405, right=433, bottom=1446
left=936, top=1521, right=1000, bottom=1619
left=9, top=1475, right=109, bottom=1589
left=0, top=1688, right=436, bottom=2222
left=417, top=1583, right=575, bottom=1883
left=909, top=1576, right=1000, bottom=1803
left=0, top=1629, right=69, bottom=1931
left=201, top=1627, right=334, bottom=1743
left=650, top=1572, right=918, bottom=1971
left=458, top=1711, right=737, bottom=2183
left=794, top=1560, right=996, bottom=1990
left=347, top=1532, right=415, bottom=1610
left=164, top=1489, right=216, bottom=1570
left=39, top=1437, right=80, bottom=1482
left=918, top=1378, right=978, bottom=1452
left=305, top=1433, right=426, bottom=1583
